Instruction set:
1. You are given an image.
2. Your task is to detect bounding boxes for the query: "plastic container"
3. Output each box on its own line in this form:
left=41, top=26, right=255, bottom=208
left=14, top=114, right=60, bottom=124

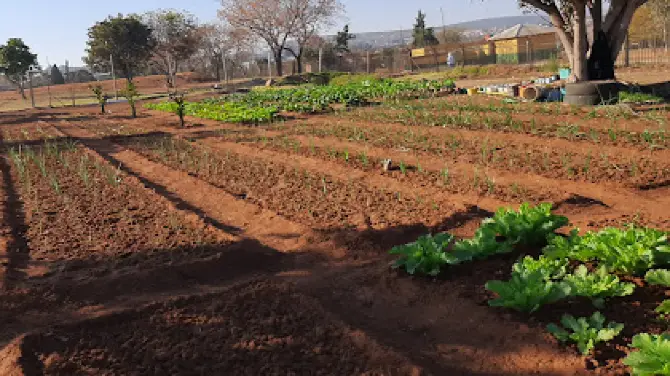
left=559, top=68, right=571, bottom=80
left=467, top=88, right=478, bottom=96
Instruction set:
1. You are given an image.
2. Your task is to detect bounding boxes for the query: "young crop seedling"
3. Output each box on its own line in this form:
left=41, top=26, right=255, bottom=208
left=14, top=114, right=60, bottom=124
left=389, top=233, right=459, bottom=276
left=563, top=265, right=636, bottom=308
left=512, top=255, right=568, bottom=281
left=485, top=271, right=572, bottom=313
left=547, top=312, right=624, bottom=356
left=543, top=226, right=670, bottom=275
left=624, top=333, right=670, bottom=375
left=645, top=269, right=670, bottom=287
left=656, top=300, right=670, bottom=321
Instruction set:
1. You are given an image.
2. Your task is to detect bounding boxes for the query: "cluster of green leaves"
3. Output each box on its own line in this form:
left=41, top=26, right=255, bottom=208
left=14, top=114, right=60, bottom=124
left=624, top=333, right=670, bottom=375
left=563, top=265, right=635, bottom=308
left=389, top=203, right=569, bottom=277
left=645, top=269, right=670, bottom=287
left=214, top=78, right=455, bottom=114
left=481, top=203, right=569, bottom=247
left=389, top=233, right=456, bottom=276
left=145, top=101, right=278, bottom=124
left=547, top=312, right=624, bottom=355
left=486, top=270, right=571, bottom=313
left=544, top=227, right=670, bottom=275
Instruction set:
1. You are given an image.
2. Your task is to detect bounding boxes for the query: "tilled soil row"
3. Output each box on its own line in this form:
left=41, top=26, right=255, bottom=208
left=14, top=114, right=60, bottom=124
left=283, top=118, right=670, bottom=188
left=344, top=103, right=669, bottom=149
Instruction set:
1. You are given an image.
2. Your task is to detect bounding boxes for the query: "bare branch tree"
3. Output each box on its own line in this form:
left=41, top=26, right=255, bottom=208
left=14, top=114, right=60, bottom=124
left=283, top=0, right=343, bottom=74
left=219, top=0, right=342, bottom=76
left=144, top=9, right=201, bottom=89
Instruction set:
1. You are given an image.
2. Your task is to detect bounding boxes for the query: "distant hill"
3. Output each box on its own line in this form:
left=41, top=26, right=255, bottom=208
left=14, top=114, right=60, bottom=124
left=446, top=15, right=548, bottom=31
left=343, top=15, right=551, bottom=50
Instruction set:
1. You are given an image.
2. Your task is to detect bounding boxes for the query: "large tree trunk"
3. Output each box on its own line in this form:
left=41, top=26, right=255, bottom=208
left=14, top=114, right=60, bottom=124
left=572, top=2, right=589, bottom=81
left=296, top=54, right=303, bottom=74
left=274, top=51, right=284, bottom=77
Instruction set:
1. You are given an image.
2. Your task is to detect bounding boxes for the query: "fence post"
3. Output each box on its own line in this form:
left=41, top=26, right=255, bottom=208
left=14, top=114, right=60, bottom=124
left=318, top=48, right=323, bottom=73
left=624, top=32, right=630, bottom=67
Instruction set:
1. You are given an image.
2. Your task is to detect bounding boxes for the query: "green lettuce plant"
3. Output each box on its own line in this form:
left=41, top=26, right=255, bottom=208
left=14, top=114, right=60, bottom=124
left=485, top=271, right=572, bottom=313
left=563, top=265, right=635, bottom=307
left=481, top=203, right=569, bottom=247
left=547, top=312, right=624, bottom=355
left=624, top=333, right=670, bottom=375
left=656, top=300, right=670, bottom=320
left=646, top=269, right=670, bottom=287
left=544, top=227, right=670, bottom=275
left=389, top=233, right=459, bottom=276
left=512, top=255, right=568, bottom=280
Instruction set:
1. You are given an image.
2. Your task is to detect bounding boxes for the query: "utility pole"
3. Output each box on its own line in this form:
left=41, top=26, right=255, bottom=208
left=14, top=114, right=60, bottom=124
left=366, top=50, right=370, bottom=73
left=440, top=7, right=446, bottom=39
left=46, top=57, right=52, bottom=107
left=110, top=54, right=118, bottom=99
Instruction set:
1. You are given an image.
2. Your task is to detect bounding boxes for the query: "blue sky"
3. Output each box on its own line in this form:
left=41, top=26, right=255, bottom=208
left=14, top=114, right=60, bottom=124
left=0, top=0, right=522, bottom=67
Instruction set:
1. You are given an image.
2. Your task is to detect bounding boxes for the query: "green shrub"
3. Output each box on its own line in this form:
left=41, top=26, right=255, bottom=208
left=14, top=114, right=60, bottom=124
left=547, top=312, right=624, bottom=355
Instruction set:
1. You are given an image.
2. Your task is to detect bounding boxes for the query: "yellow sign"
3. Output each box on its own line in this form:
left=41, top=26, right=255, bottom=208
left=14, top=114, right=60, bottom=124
left=411, top=48, right=425, bottom=57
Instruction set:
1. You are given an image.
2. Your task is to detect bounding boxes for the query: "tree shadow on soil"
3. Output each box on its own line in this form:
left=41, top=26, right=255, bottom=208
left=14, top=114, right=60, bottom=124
left=0, top=137, right=30, bottom=290
left=72, top=135, right=244, bottom=236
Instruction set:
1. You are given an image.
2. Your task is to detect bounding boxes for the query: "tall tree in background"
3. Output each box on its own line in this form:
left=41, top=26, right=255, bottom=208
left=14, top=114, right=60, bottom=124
left=50, top=64, right=65, bottom=85
left=283, top=0, right=343, bottom=73
left=0, top=38, right=38, bottom=99
left=144, top=10, right=201, bottom=89
left=439, top=28, right=463, bottom=44
left=517, top=0, right=649, bottom=81
left=220, top=0, right=306, bottom=76
left=84, top=14, right=155, bottom=83
left=335, top=24, right=355, bottom=52
left=412, top=10, right=438, bottom=48
left=648, top=0, right=670, bottom=50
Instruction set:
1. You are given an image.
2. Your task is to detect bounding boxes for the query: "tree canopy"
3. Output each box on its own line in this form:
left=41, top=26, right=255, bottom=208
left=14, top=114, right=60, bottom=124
left=220, top=0, right=343, bottom=76
left=144, top=9, right=201, bottom=88
left=51, top=65, right=65, bottom=85
left=412, top=10, right=438, bottom=48
left=335, top=24, right=355, bottom=53
left=0, top=38, right=38, bottom=98
left=518, top=0, right=649, bottom=81
left=84, top=14, right=156, bottom=82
